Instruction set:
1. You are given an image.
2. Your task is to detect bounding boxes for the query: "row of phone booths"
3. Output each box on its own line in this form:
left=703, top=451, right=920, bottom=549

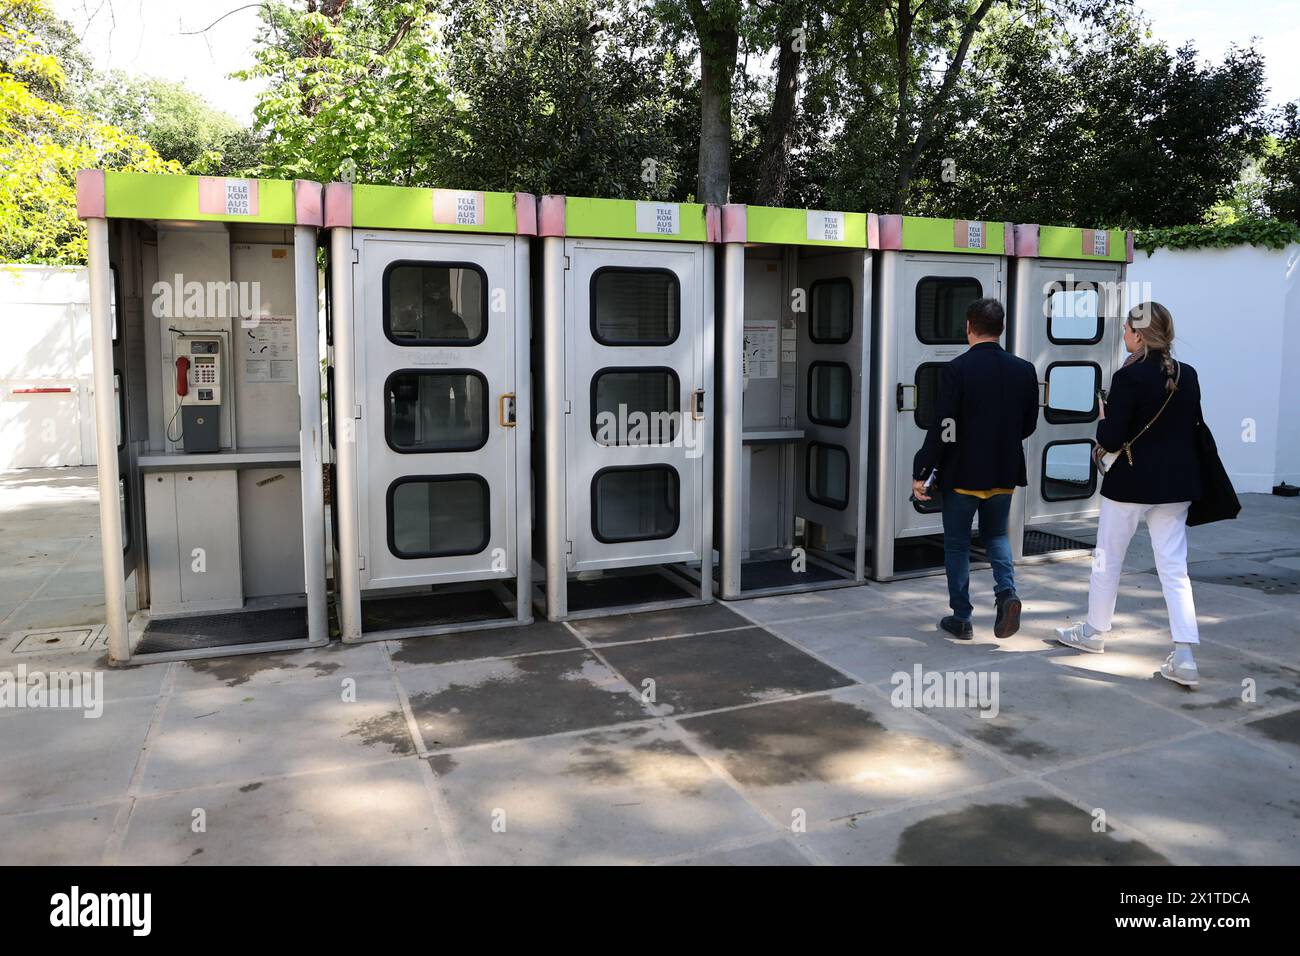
left=76, top=171, right=1133, bottom=663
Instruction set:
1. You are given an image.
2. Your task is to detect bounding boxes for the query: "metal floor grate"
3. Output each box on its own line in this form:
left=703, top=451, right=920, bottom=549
left=1024, top=529, right=1093, bottom=556
left=741, top=558, right=847, bottom=590
left=362, top=589, right=512, bottom=632
left=135, top=606, right=308, bottom=655
left=566, top=572, right=692, bottom=612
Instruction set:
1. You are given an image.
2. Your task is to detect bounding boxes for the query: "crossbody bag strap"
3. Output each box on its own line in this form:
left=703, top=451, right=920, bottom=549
left=1103, top=362, right=1180, bottom=467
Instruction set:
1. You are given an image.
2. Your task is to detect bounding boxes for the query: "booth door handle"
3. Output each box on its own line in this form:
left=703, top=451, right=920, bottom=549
left=896, top=383, right=917, bottom=412
left=691, top=389, right=706, bottom=420
left=1038, top=380, right=1050, bottom=409
left=499, top=393, right=517, bottom=427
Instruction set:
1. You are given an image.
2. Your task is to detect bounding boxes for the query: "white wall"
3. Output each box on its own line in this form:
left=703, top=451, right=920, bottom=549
left=0, top=265, right=98, bottom=469
left=1127, top=243, right=1300, bottom=493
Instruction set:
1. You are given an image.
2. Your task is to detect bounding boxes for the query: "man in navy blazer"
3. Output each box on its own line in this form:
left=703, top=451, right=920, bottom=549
left=912, top=298, right=1040, bottom=639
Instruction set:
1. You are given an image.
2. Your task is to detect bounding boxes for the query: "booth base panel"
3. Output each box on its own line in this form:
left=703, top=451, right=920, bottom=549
left=361, top=589, right=513, bottom=633
left=134, top=606, right=308, bottom=655
left=566, top=570, right=694, bottom=614
left=1023, top=529, right=1093, bottom=557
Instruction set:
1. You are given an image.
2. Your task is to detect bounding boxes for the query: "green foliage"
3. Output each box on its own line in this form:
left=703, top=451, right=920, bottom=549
left=0, top=0, right=179, bottom=264
left=81, top=72, right=261, bottom=175
left=1134, top=218, right=1300, bottom=254
left=1261, top=102, right=1300, bottom=222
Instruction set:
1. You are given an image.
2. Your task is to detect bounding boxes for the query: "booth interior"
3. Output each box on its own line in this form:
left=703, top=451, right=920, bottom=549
left=535, top=196, right=715, bottom=620
left=1007, top=223, right=1133, bottom=561
left=76, top=171, right=328, bottom=664
left=712, top=204, right=875, bottom=599
left=324, top=184, right=535, bottom=643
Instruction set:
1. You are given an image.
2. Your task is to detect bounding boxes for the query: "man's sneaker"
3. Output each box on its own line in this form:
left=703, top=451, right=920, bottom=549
left=994, top=592, right=1022, bottom=639
left=940, top=615, right=974, bottom=640
left=1159, top=652, right=1200, bottom=688
left=1054, top=622, right=1105, bottom=654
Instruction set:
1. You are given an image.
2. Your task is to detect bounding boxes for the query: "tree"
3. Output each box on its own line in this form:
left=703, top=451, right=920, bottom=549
left=1261, top=101, right=1300, bottom=222
left=0, top=0, right=178, bottom=263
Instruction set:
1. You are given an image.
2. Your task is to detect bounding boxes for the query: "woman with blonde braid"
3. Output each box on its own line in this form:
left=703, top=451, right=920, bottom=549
left=1054, top=302, right=1205, bottom=688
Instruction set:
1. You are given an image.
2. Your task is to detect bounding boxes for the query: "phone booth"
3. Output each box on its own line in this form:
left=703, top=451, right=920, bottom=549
left=537, top=196, right=714, bottom=620
left=1008, top=224, right=1132, bottom=561
left=871, top=215, right=1013, bottom=581
left=715, top=204, right=875, bottom=598
left=76, top=171, right=328, bottom=664
left=324, top=183, right=535, bottom=642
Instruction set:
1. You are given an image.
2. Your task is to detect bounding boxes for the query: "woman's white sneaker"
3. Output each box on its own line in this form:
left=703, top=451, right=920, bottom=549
left=1160, top=652, right=1200, bottom=688
left=1054, top=623, right=1105, bottom=654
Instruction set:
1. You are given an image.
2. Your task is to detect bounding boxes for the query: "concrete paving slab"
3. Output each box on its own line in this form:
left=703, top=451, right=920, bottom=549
left=911, top=655, right=1202, bottom=770
left=568, top=602, right=753, bottom=644
left=1047, top=639, right=1300, bottom=725
left=677, top=685, right=1011, bottom=824
left=669, top=837, right=813, bottom=866
left=764, top=606, right=1074, bottom=688
left=1045, top=730, right=1300, bottom=864
left=121, top=760, right=450, bottom=865
left=36, top=567, right=108, bottom=600
left=170, top=641, right=390, bottom=692
left=1205, top=610, right=1300, bottom=667
left=0, top=801, right=124, bottom=865
left=598, top=627, right=854, bottom=715
left=1241, top=706, right=1300, bottom=755
left=3, top=595, right=106, bottom=630
left=401, top=650, right=652, bottom=750
left=802, top=779, right=1170, bottom=865
left=388, top=621, right=581, bottom=667
left=140, top=673, right=412, bottom=793
left=0, top=697, right=156, bottom=812
left=726, top=582, right=902, bottom=626
left=429, top=722, right=773, bottom=865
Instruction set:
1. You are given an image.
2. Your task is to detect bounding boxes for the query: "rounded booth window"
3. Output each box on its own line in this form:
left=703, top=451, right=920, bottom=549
left=916, top=276, right=982, bottom=344
left=591, top=465, right=680, bottom=542
left=1044, top=362, right=1101, bottom=425
left=810, top=278, right=853, bottom=344
left=808, top=361, right=852, bottom=427
left=1042, top=440, right=1097, bottom=501
left=590, top=367, right=680, bottom=445
left=387, top=475, right=490, bottom=558
left=384, top=369, right=488, bottom=453
left=590, top=268, right=680, bottom=346
left=913, top=362, right=947, bottom=431
left=383, top=260, right=487, bottom=346
left=806, top=441, right=849, bottom=510
left=1046, top=282, right=1103, bottom=344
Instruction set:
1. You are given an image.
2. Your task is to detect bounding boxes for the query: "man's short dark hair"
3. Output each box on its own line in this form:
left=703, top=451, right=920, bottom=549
left=966, top=297, right=1004, bottom=338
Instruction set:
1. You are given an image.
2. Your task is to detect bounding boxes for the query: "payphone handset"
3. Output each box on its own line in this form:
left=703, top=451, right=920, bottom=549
left=176, top=339, right=223, bottom=407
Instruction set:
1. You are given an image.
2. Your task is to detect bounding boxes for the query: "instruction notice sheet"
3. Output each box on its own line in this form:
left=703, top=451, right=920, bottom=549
left=744, top=320, right=779, bottom=380
left=243, top=315, right=296, bottom=383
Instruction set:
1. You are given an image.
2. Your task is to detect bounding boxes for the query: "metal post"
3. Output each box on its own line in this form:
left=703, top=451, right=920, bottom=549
left=718, top=241, right=745, bottom=599
left=541, top=236, right=567, bottom=621
left=699, top=243, right=716, bottom=602
left=330, top=227, right=362, bottom=641
left=871, top=252, right=898, bottom=581
left=513, top=236, right=533, bottom=623
left=88, top=219, right=130, bottom=663
left=854, top=251, right=874, bottom=582
left=294, top=226, right=329, bottom=645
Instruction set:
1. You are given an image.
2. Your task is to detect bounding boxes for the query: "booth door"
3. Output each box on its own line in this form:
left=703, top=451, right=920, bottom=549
left=1022, top=262, right=1124, bottom=523
left=892, top=254, right=1003, bottom=538
left=795, top=251, right=869, bottom=540
left=353, top=232, right=517, bottom=590
left=565, top=239, right=706, bottom=573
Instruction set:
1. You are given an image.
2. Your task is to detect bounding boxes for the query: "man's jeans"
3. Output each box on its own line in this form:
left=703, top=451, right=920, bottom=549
left=941, top=491, right=1015, bottom=622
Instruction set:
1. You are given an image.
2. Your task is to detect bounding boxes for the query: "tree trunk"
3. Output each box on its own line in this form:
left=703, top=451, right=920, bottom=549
left=755, top=29, right=802, bottom=206
left=690, top=1, right=740, bottom=205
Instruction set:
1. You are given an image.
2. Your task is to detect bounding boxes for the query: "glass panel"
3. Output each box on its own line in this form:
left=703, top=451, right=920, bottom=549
left=592, top=467, right=679, bottom=542
left=811, top=279, right=852, bottom=343
left=591, top=369, right=679, bottom=445
left=385, top=263, right=485, bottom=345
left=914, top=363, right=945, bottom=430
left=1048, top=287, right=1102, bottom=342
left=916, top=276, right=982, bottom=344
left=807, top=442, right=849, bottom=509
left=1045, top=363, right=1100, bottom=424
left=1043, top=442, right=1097, bottom=501
left=385, top=371, right=487, bottom=453
left=592, top=269, right=680, bottom=344
left=389, top=477, right=489, bottom=557
left=809, top=362, right=851, bottom=426
left=119, top=476, right=129, bottom=552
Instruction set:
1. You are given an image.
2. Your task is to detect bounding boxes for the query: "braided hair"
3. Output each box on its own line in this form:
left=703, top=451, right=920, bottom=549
left=1126, top=301, right=1178, bottom=393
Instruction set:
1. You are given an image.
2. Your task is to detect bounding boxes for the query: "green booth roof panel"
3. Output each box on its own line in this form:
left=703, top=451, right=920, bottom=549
left=351, top=184, right=518, bottom=233
left=893, top=215, right=1009, bottom=255
left=745, top=205, right=868, bottom=247
left=1036, top=225, right=1128, bottom=262
left=565, top=197, right=708, bottom=242
left=103, top=172, right=297, bottom=224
